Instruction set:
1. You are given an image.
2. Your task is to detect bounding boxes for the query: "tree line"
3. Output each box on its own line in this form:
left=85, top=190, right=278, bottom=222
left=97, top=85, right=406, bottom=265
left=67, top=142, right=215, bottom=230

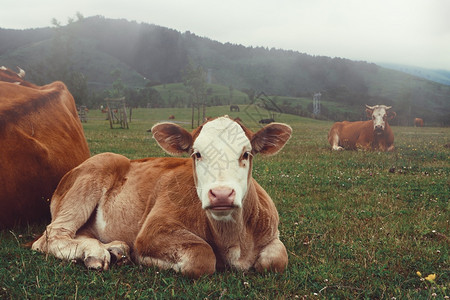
left=1, top=15, right=449, bottom=124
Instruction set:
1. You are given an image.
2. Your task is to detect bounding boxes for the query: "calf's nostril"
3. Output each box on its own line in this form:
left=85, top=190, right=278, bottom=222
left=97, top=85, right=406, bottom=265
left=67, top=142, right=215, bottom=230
left=209, top=188, right=235, bottom=201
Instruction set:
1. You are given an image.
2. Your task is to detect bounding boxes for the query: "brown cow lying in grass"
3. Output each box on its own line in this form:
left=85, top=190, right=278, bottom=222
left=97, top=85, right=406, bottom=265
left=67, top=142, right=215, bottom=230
left=0, top=66, right=90, bottom=228
left=32, top=116, right=292, bottom=278
left=328, top=105, right=396, bottom=151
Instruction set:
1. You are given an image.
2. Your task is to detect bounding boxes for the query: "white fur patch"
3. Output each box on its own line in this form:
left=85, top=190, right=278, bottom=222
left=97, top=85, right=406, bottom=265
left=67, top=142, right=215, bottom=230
left=371, top=107, right=387, bottom=130
left=210, top=212, right=234, bottom=222
left=139, top=254, right=188, bottom=273
left=193, top=117, right=251, bottom=211
left=95, top=206, right=107, bottom=231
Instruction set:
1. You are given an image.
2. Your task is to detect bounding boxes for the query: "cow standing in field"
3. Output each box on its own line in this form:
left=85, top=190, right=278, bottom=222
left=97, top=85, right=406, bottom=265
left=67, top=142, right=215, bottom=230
left=328, top=105, right=396, bottom=151
left=230, top=105, right=240, bottom=112
left=259, top=118, right=275, bottom=124
left=0, top=67, right=90, bottom=228
left=414, top=118, right=424, bottom=127
left=32, top=116, right=292, bottom=278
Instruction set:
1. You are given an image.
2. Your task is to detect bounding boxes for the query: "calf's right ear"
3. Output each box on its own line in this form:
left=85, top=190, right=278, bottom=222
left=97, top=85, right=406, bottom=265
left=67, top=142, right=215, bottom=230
left=151, top=123, right=192, bottom=155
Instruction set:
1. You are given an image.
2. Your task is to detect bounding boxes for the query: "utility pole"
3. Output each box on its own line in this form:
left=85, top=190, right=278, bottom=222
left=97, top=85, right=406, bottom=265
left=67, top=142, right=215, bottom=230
left=313, top=92, right=321, bottom=115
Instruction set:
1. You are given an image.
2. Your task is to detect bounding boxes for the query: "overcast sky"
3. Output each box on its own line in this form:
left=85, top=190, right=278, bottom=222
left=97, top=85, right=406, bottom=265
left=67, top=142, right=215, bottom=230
left=1, top=0, right=449, bottom=70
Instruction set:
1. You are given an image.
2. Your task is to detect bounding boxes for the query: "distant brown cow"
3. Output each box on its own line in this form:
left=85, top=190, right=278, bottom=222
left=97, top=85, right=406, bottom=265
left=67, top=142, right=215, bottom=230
left=414, top=118, right=424, bottom=127
left=168, top=115, right=175, bottom=119
left=0, top=67, right=90, bottom=228
left=32, top=116, right=292, bottom=278
left=328, top=105, right=396, bottom=151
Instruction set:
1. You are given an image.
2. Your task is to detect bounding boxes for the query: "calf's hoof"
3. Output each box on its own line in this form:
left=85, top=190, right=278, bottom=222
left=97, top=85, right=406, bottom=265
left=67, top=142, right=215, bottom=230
left=84, top=256, right=110, bottom=271
left=108, top=246, right=131, bottom=266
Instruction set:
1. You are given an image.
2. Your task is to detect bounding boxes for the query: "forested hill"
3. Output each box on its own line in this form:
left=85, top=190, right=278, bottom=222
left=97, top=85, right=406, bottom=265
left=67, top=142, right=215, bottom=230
left=1, top=15, right=449, bottom=125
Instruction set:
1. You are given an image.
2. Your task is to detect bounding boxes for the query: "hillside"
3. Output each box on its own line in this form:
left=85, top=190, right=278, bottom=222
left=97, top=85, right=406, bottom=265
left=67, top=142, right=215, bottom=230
left=379, top=63, right=450, bottom=86
left=1, top=15, right=449, bottom=125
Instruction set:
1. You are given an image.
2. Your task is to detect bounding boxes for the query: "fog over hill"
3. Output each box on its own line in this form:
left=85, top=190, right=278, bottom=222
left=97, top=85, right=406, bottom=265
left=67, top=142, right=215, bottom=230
left=1, top=16, right=449, bottom=125
left=379, top=63, right=450, bottom=86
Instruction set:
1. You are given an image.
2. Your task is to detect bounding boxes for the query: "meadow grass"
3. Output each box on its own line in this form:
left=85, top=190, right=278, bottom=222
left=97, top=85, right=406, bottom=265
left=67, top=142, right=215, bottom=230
left=1, top=107, right=448, bottom=299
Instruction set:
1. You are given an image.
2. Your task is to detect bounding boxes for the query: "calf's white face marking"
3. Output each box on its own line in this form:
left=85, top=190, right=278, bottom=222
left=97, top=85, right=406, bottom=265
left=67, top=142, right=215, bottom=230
left=192, top=117, right=252, bottom=221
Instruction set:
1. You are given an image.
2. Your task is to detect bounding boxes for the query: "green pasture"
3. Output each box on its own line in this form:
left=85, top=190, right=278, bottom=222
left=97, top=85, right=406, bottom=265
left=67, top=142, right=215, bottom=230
left=1, top=107, right=449, bottom=299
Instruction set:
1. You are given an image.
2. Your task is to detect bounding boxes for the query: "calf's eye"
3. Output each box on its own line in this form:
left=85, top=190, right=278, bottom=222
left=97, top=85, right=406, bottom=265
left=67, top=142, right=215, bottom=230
left=242, top=152, right=250, bottom=160
left=195, top=152, right=202, bottom=159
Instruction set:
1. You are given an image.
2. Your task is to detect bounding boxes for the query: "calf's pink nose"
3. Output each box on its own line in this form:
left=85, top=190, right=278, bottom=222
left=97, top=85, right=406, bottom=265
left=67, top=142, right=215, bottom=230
left=208, top=188, right=235, bottom=207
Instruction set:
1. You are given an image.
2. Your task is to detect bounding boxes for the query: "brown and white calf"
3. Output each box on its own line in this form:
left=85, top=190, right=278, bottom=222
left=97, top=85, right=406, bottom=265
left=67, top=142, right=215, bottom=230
left=328, top=105, right=396, bottom=151
left=32, top=116, right=292, bottom=278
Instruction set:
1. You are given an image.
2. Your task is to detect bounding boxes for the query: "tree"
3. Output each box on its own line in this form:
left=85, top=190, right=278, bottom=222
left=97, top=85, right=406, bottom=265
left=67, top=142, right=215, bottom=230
left=182, top=61, right=206, bottom=127
left=32, top=15, right=89, bottom=106
left=108, top=69, right=125, bottom=98
left=242, top=88, right=255, bottom=103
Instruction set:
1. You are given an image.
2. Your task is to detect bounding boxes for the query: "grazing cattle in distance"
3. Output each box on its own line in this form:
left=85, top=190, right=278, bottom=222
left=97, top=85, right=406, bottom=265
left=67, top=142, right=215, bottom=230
left=328, top=105, right=396, bottom=152
left=259, top=118, right=275, bottom=124
left=414, top=118, right=424, bottom=127
left=230, top=105, right=240, bottom=112
left=168, top=115, right=175, bottom=119
left=32, top=116, right=292, bottom=278
left=0, top=67, right=90, bottom=228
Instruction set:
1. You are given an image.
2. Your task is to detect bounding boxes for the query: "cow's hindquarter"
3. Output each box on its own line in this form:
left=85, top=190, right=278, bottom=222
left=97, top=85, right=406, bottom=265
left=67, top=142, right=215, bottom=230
left=328, top=122, right=344, bottom=150
left=329, top=121, right=368, bottom=150
left=0, top=82, right=90, bottom=228
left=351, top=121, right=374, bottom=150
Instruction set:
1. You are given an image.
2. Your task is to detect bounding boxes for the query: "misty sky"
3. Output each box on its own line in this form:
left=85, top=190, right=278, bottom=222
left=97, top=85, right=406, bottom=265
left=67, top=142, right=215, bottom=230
left=1, top=0, right=449, bottom=70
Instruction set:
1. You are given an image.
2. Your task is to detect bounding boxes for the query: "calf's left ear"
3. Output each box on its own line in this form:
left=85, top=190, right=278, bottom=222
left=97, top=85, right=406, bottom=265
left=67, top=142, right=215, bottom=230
left=251, top=123, right=292, bottom=156
left=151, top=123, right=193, bottom=155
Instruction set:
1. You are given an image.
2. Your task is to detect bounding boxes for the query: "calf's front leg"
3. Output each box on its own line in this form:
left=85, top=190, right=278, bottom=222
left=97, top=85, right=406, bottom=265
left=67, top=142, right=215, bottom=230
left=135, top=225, right=216, bottom=278
left=254, top=238, right=288, bottom=273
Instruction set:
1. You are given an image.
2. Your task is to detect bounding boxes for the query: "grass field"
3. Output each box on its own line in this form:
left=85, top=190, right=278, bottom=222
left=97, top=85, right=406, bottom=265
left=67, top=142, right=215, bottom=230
left=1, top=107, right=449, bottom=299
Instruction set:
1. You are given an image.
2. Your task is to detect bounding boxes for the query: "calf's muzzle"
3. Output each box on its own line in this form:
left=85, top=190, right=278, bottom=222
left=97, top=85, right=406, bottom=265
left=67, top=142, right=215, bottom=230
left=207, top=187, right=236, bottom=210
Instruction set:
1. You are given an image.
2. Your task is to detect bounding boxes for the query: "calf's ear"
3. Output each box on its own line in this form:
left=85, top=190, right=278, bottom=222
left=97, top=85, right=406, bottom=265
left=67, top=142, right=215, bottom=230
left=251, top=123, right=292, bottom=156
left=388, top=111, right=396, bottom=120
left=151, top=123, right=192, bottom=155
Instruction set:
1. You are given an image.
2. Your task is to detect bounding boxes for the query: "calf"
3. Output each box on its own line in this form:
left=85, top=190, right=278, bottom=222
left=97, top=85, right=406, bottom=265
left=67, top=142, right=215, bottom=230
left=328, top=105, right=396, bottom=151
left=32, top=116, right=292, bottom=278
